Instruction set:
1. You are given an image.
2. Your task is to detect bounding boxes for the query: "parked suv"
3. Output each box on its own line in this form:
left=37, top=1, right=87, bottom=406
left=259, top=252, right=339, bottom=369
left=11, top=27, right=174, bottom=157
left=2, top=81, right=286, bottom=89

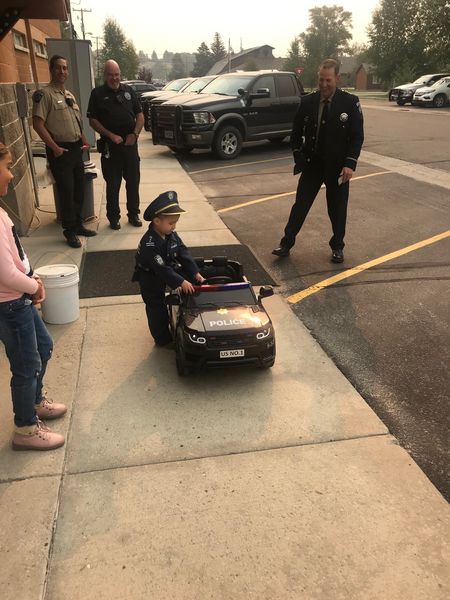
left=413, top=77, right=450, bottom=108
left=142, top=76, right=217, bottom=131
left=389, top=73, right=449, bottom=106
left=151, top=71, right=304, bottom=159
left=121, top=80, right=157, bottom=98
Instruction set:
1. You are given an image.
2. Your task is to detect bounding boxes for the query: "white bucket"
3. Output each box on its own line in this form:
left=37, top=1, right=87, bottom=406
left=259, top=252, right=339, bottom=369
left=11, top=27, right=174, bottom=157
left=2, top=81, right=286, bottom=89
left=34, top=264, right=79, bottom=324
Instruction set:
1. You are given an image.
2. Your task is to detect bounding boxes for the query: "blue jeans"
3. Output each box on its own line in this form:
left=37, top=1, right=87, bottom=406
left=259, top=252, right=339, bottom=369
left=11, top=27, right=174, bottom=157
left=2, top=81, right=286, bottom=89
left=0, top=296, right=53, bottom=427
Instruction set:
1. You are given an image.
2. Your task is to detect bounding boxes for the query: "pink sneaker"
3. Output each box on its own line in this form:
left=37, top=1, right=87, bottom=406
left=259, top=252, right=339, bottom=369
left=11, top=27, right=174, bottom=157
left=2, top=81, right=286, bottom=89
left=12, top=420, right=65, bottom=451
left=35, top=397, right=67, bottom=420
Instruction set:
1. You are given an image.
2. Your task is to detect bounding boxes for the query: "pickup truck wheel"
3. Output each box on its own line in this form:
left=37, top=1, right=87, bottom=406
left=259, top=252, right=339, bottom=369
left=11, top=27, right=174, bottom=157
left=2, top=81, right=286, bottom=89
left=213, top=126, right=242, bottom=160
left=433, top=94, right=446, bottom=108
left=169, top=146, right=193, bottom=154
left=396, top=99, right=406, bottom=106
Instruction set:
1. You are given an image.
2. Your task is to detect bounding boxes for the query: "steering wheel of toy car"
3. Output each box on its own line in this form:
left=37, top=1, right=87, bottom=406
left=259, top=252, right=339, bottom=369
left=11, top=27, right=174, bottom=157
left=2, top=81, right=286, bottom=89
left=203, top=276, right=233, bottom=284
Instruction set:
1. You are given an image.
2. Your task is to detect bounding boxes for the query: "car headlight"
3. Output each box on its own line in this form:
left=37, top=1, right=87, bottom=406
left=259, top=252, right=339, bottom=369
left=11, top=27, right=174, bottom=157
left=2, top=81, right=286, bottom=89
left=192, top=111, right=216, bottom=125
left=188, top=332, right=206, bottom=344
left=256, top=327, right=271, bottom=340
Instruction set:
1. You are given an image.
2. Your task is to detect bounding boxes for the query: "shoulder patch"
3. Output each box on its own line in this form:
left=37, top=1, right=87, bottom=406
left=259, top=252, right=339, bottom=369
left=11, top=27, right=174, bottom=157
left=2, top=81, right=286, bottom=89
left=33, top=90, right=43, bottom=103
left=356, top=101, right=362, bottom=114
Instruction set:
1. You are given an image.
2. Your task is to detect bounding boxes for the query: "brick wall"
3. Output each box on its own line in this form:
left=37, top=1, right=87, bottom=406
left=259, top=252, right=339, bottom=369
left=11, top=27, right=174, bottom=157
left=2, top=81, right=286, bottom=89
left=0, top=83, right=35, bottom=235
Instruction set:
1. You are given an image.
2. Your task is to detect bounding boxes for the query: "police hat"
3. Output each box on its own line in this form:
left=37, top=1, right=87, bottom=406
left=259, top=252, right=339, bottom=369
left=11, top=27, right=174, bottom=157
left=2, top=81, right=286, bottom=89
left=143, top=191, right=186, bottom=221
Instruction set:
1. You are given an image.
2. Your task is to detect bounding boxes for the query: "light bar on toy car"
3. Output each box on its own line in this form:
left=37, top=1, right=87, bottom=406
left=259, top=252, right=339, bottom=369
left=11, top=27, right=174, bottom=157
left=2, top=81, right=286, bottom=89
left=193, top=282, right=251, bottom=291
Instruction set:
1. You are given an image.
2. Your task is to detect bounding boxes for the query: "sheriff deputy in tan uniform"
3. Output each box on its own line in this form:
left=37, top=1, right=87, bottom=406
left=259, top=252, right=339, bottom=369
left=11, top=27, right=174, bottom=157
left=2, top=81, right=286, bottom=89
left=32, top=54, right=96, bottom=248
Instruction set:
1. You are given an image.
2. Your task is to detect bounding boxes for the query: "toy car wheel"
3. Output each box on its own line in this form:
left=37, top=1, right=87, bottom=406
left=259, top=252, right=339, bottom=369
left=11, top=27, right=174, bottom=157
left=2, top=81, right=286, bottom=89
left=175, top=333, right=191, bottom=376
left=260, top=357, right=275, bottom=369
left=433, top=94, right=446, bottom=108
left=213, top=125, right=242, bottom=160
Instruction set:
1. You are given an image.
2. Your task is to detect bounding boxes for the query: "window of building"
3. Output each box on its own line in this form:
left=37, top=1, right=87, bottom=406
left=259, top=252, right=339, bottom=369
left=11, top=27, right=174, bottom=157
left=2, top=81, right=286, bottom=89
left=33, top=40, right=47, bottom=58
left=13, top=30, right=28, bottom=52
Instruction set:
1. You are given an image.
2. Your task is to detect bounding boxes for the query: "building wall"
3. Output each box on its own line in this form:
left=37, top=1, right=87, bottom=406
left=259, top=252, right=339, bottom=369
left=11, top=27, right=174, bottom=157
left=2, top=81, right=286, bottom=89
left=0, top=19, right=60, bottom=84
left=355, top=68, right=368, bottom=90
left=0, top=83, right=35, bottom=235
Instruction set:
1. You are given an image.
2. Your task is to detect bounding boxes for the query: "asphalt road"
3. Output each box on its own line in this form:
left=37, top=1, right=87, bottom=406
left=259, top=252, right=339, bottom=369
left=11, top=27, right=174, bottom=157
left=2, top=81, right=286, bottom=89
left=174, top=99, right=450, bottom=501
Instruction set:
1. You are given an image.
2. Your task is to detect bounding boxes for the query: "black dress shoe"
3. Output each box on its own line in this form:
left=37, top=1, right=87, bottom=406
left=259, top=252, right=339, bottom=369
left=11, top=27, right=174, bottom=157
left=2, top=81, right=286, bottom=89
left=331, top=249, right=344, bottom=263
left=109, top=221, right=121, bottom=230
left=128, top=215, right=142, bottom=227
left=272, top=245, right=290, bottom=257
left=63, top=230, right=82, bottom=248
left=76, top=225, right=97, bottom=237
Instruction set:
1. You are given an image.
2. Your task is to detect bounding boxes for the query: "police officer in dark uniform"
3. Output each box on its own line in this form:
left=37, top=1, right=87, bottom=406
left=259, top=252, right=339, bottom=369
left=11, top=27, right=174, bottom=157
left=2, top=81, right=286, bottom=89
left=32, top=55, right=96, bottom=248
left=273, top=58, right=364, bottom=263
left=87, top=59, right=143, bottom=230
left=132, top=191, right=204, bottom=346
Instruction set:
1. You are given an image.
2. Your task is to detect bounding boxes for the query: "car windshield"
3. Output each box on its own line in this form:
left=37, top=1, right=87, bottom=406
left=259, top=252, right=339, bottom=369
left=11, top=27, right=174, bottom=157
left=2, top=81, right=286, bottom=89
left=412, top=77, right=430, bottom=85
left=200, top=76, right=254, bottom=96
left=164, top=78, right=191, bottom=92
left=186, top=285, right=255, bottom=308
left=431, top=78, right=449, bottom=87
left=183, top=77, right=215, bottom=93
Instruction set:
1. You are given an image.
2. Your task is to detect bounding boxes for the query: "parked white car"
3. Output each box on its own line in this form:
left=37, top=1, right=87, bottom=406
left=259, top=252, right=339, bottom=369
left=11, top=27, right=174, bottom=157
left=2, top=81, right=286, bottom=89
left=412, top=77, right=450, bottom=108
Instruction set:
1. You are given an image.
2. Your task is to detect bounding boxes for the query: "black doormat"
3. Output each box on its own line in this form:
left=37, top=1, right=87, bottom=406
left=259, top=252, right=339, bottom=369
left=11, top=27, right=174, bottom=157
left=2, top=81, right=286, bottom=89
left=79, top=245, right=276, bottom=298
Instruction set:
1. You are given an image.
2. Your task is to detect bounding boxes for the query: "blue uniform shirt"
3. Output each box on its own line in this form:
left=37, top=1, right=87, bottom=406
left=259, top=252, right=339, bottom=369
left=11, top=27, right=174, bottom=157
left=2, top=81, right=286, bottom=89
left=134, top=224, right=199, bottom=289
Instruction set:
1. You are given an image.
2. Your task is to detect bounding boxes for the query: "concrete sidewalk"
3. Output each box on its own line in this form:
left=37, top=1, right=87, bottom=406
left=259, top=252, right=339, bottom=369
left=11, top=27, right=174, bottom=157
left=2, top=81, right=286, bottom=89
left=0, top=139, right=448, bottom=600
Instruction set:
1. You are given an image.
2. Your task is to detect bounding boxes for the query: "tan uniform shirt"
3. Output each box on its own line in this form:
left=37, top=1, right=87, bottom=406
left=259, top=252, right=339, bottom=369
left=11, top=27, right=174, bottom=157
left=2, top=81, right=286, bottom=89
left=32, top=84, right=82, bottom=143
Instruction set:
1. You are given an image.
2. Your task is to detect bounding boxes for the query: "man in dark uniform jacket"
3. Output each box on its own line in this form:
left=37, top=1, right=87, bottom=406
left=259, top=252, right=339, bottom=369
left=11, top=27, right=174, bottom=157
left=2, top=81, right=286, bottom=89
left=87, top=59, right=143, bottom=230
left=132, top=191, right=204, bottom=346
left=273, top=58, right=364, bottom=263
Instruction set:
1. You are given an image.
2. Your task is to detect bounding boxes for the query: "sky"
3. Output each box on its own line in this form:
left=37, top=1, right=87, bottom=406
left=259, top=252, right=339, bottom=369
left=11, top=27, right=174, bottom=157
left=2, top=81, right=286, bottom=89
left=73, top=0, right=381, bottom=57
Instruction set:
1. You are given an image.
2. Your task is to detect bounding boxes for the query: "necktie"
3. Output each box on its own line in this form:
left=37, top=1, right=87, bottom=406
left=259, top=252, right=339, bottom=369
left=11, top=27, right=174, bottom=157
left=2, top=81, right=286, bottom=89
left=317, top=100, right=329, bottom=155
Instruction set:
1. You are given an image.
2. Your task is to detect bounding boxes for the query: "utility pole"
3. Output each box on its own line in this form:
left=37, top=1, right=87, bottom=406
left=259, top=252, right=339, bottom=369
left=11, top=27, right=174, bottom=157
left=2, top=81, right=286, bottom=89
left=72, top=7, right=92, bottom=40
left=228, top=38, right=231, bottom=73
left=89, top=35, right=103, bottom=81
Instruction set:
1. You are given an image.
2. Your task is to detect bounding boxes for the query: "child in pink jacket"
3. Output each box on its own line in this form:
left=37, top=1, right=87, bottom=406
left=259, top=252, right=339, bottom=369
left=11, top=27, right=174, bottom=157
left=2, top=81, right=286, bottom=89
left=0, top=142, right=66, bottom=450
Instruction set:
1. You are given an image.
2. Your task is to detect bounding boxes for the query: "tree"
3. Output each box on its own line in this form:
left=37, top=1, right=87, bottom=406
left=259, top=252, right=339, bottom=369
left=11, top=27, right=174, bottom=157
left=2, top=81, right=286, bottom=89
left=151, top=50, right=158, bottom=61
left=367, top=0, right=426, bottom=87
left=191, top=42, right=214, bottom=76
left=210, top=32, right=226, bottom=63
left=168, top=53, right=186, bottom=80
left=419, top=0, right=450, bottom=70
left=283, top=37, right=303, bottom=72
left=100, top=18, right=139, bottom=79
left=137, top=67, right=153, bottom=82
left=299, top=5, right=353, bottom=86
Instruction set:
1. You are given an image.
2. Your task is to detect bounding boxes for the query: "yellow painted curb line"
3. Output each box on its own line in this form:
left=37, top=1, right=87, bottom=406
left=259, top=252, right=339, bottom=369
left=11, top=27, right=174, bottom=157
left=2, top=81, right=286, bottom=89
left=218, top=171, right=392, bottom=214
left=288, top=230, right=450, bottom=304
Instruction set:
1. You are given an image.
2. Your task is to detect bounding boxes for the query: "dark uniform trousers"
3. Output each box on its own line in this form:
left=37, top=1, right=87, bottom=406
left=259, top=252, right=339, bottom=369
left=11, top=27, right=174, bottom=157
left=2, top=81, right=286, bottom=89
left=282, top=156, right=349, bottom=251
left=101, top=143, right=140, bottom=223
left=46, top=141, right=84, bottom=232
left=139, top=279, right=172, bottom=345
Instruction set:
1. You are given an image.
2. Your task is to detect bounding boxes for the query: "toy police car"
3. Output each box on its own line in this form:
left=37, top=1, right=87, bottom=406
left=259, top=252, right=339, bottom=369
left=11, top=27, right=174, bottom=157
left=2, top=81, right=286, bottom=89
left=166, top=257, right=276, bottom=375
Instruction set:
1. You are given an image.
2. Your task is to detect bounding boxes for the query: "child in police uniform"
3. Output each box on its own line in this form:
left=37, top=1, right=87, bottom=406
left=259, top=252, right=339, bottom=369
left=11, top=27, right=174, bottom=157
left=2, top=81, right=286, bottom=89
left=132, top=191, right=204, bottom=346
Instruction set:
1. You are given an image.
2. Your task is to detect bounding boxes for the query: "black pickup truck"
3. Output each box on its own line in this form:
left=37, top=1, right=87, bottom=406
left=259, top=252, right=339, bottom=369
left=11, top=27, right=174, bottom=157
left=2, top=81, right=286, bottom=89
left=151, top=70, right=304, bottom=159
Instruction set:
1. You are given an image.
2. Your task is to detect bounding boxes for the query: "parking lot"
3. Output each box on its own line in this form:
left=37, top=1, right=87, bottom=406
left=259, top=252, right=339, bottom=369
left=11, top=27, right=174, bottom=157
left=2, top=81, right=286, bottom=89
left=174, top=99, right=450, bottom=500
